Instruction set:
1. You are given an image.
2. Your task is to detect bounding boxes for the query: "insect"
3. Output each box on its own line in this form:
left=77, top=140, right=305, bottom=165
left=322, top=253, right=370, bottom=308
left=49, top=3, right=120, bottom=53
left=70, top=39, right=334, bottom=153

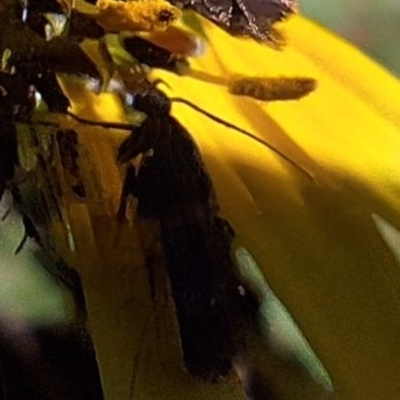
left=113, top=78, right=315, bottom=382
left=117, top=84, right=260, bottom=380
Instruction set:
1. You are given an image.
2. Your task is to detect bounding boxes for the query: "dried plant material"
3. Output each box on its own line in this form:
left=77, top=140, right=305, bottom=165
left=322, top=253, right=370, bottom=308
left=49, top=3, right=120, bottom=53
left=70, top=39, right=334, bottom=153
left=170, top=0, right=296, bottom=43
left=95, top=0, right=181, bottom=33
left=228, top=75, right=317, bottom=101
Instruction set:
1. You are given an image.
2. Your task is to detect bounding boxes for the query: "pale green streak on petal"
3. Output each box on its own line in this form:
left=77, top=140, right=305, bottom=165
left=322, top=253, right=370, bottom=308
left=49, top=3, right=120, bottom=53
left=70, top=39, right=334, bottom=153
left=372, top=214, right=400, bottom=266
left=236, top=247, right=334, bottom=393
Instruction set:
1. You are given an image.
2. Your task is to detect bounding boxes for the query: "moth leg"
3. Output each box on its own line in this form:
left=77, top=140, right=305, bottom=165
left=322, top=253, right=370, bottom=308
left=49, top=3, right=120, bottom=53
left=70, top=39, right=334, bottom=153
left=118, top=117, right=162, bottom=163
left=118, top=165, right=138, bottom=221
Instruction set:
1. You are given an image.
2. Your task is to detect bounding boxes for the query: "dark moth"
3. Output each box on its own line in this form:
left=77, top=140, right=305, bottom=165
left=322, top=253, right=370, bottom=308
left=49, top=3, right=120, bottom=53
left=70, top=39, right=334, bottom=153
left=118, top=86, right=259, bottom=380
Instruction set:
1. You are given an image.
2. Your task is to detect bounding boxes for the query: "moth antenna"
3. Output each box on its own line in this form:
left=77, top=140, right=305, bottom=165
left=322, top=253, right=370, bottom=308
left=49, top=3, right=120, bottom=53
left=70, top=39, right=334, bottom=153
left=152, top=78, right=171, bottom=89
left=170, top=98, right=314, bottom=180
left=14, top=234, right=28, bottom=255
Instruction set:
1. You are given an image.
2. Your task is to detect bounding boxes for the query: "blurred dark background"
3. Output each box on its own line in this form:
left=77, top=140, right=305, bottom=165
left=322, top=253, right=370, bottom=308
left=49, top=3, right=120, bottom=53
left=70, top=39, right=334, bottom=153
left=302, top=0, right=400, bottom=76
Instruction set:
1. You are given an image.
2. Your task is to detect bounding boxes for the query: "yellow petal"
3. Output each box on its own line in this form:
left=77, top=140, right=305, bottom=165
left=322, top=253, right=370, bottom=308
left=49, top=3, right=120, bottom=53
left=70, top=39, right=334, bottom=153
left=148, top=14, right=400, bottom=400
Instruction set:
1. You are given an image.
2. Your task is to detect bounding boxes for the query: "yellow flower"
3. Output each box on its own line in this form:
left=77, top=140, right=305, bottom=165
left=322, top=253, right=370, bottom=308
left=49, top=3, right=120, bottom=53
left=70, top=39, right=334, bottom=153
left=56, top=13, right=400, bottom=400
left=152, top=15, right=400, bottom=400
